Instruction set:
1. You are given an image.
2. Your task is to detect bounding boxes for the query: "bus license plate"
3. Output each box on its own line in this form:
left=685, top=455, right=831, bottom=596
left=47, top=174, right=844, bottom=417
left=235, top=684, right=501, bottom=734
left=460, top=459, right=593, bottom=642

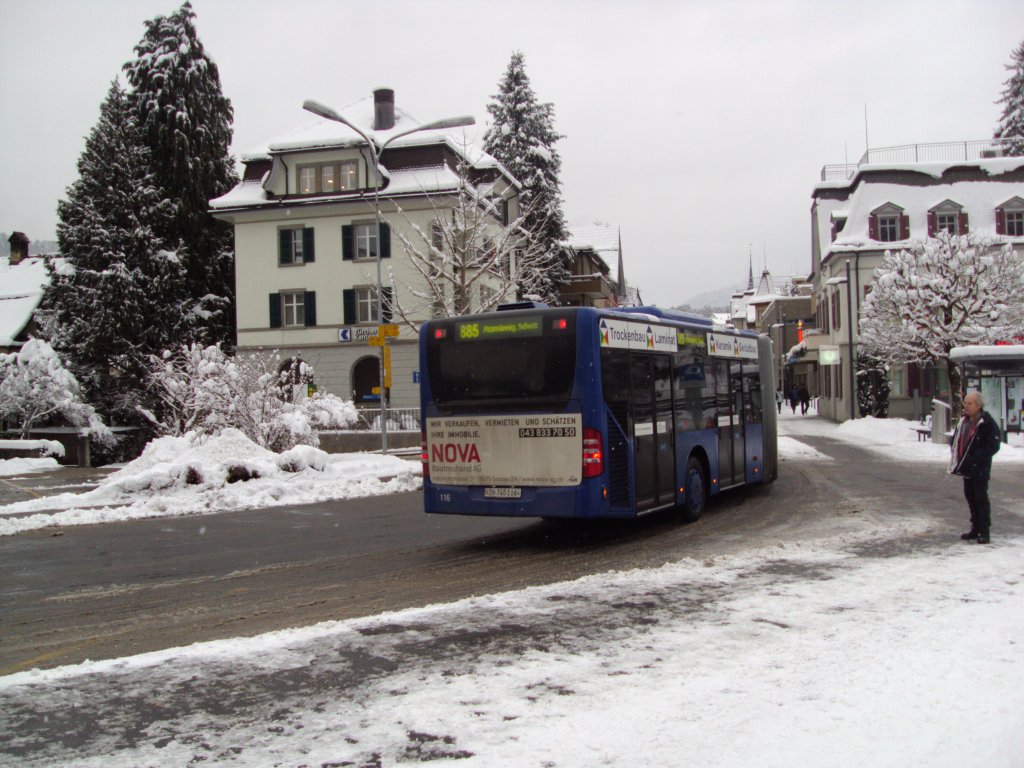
left=484, top=487, right=522, bottom=499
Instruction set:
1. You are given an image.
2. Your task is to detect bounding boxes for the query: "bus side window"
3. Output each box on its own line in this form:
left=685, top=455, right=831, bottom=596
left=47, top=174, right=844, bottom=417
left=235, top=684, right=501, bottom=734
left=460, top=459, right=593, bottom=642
left=674, top=346, right=706, bottom=432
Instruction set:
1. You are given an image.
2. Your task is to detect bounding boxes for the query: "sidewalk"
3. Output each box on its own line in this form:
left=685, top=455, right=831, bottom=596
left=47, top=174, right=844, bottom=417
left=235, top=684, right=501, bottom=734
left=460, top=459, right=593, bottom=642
left=0, top=466, right=116, bottom=508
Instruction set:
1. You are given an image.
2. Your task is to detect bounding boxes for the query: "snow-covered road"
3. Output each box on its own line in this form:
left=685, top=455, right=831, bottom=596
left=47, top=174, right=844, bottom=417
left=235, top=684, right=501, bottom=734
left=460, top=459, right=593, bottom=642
left=1, top=412, right=1023, bottom=766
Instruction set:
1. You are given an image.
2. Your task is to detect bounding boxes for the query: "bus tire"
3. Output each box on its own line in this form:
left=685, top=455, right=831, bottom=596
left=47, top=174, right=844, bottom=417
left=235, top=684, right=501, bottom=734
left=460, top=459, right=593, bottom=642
left=680, top=456, right=706, bottom=522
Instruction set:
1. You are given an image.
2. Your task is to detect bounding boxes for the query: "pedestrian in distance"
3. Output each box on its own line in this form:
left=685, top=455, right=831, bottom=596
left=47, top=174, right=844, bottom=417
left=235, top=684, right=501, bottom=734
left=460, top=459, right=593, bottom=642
left=776, top=390, right=783, bottom=414
left=949, top=391, right=1000, bottom=544
left=789, top=385, right=799, bottom=414
left=798, top=385, right=810, bottom=415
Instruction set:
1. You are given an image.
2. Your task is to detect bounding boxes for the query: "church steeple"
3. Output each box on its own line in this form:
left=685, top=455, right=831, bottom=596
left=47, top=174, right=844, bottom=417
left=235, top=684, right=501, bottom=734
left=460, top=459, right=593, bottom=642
left=747, top=245, right=754, bottom=291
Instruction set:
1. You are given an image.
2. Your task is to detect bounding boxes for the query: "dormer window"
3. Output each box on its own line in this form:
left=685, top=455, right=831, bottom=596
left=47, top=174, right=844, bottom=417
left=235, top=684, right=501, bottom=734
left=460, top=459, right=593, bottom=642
left=996, top=197, right=1024, bottom=237
left=927, top=200, right=967, bottom=236
left=297, top=161, right=360, bottom=194
left=830, top=216, right=847, bottom=242
left=869, top=204, right=908, bottom=243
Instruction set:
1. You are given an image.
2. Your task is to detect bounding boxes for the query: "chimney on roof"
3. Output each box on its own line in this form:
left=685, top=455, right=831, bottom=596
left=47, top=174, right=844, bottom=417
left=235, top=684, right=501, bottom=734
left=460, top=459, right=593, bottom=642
left=374, top=88, right=395, bottom=131
left=8, top=231, right=29, bottom=265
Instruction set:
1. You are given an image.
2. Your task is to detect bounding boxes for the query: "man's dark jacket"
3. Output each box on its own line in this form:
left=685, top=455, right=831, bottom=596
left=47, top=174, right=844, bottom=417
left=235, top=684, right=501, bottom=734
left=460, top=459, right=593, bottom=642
left=949, top=409, right=1001, bottom=479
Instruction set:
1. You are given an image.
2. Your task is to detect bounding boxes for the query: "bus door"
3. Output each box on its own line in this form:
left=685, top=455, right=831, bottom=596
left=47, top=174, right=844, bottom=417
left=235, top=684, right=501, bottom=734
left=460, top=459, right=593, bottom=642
left=715, top=359, right=733, bottom=487
left=631, top=355, right=657, bottom=508
left=729, top=361, right=746, bottom=487
left=630, top=354, right=675, bottom=511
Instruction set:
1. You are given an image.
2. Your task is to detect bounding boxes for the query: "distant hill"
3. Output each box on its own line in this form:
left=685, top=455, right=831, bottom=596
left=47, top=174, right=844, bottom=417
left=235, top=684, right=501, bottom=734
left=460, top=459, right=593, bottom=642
left=673, top=284, right=737, bottom=314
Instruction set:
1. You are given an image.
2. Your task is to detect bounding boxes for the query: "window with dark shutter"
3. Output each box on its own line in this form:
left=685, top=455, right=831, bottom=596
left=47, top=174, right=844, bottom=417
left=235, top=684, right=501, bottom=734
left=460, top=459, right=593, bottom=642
left=342, top=225, right=354, bottom=260
left=899, top=215, right=910, bottom=240
left=381, top=287, right=393, bottom=323
left=343, top=289, right=356, bottom=324
left=304, top=291, right=317, bottom=327
left=279, top=230, right=293, bottom=265
left=379, top=222, right=391, bottom=259
left=303, top=228, right=315, bottom=262
left=269, top=294, right=282, bottom=328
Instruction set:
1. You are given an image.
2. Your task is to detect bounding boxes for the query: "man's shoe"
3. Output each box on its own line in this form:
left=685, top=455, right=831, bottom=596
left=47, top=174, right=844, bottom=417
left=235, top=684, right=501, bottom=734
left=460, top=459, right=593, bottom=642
left=960, top=531, right=979, bottom=540
left=976, top=533, right=990, bottom=544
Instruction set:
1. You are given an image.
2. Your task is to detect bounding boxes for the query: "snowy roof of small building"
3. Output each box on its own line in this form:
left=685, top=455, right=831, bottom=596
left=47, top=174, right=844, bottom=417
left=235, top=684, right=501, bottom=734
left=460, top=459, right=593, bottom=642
left=950, top=344, right=1024, bottom=361
left=0, top=256, right=49, bottom=347
left=566, top=224, right=619, bottom=254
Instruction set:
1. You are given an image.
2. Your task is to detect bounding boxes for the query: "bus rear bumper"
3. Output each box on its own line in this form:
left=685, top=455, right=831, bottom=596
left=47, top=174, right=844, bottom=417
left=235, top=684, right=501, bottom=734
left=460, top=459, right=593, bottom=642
left=423, top=481, right=630, bottom=519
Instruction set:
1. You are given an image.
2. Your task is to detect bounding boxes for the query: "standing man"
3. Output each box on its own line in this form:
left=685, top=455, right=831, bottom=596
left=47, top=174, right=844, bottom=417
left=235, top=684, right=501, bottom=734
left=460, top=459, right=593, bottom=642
left=949, top=391, right=1001, bottom=544
left=798, top=384, right=810, bottom=415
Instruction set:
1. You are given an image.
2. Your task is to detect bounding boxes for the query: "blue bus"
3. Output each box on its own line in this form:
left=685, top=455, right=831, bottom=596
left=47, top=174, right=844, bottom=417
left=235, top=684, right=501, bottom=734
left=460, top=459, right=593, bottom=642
left=419, top=304, right=777, bottom=520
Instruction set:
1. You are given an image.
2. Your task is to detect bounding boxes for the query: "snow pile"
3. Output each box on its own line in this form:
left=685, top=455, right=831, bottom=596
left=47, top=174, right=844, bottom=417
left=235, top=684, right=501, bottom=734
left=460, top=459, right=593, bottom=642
left=0, top=429, right=420, bottom=536
left=0, top=457, right=60, bottom=477
left=102, top=429, right=281, bottom=493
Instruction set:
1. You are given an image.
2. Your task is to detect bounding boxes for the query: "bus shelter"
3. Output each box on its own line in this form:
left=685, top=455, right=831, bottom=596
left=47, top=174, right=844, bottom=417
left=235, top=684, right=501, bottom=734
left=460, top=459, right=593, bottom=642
left=950, top=345, right=1024, bottom=439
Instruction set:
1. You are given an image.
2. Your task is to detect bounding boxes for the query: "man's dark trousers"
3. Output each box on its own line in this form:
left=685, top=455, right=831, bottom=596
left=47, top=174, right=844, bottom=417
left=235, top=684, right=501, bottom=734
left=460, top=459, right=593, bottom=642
left=963, top=475, right=991, bottom=535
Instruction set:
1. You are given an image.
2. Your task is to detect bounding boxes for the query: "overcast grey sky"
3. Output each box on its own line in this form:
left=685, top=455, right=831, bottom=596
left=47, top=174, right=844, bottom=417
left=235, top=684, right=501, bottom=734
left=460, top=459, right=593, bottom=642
left=2, top=0, right=1022, bottom=305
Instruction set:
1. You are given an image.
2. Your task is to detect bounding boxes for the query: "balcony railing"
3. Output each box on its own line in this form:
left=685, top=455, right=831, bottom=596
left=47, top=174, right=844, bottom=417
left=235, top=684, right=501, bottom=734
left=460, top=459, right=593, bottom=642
left=820, top=138, right=1015, bottom=181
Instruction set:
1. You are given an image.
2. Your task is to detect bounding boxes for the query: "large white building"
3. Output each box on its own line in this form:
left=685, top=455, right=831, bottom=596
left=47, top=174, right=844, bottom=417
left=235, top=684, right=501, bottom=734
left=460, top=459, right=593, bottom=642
left=810, top=141, right=1024, bottom=422
left=210, top=89, right=520, bottom=411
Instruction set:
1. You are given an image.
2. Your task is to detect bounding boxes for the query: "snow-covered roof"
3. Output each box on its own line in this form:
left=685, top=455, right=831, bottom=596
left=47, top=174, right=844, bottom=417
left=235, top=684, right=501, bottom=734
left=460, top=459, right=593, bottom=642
left=950, top=345, right=1024, bottom=361
left=816, top=157, right=1024, bottom=261
left=566, top=224, right=619, bottom=254
left=215, top=94, right=513, bottom=213
left=814, top=156, right=1024, bottom=193
left=0, top=256, right=49, bottom=347
left=211, top=165, right=471, bottom=211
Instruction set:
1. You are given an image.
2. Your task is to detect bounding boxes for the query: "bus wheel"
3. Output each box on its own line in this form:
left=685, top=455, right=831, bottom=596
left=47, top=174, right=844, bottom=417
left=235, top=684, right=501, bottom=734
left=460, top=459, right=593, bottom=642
left=680, top=457, right=706, bottom=522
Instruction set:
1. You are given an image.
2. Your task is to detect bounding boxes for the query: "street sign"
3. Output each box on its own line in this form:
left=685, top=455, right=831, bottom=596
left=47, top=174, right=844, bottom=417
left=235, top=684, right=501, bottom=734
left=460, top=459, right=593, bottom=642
left=379, top=324, right=400, bottom=337
left=339, top=326, right=377, bottom=343
left=368, top=335, right=385, bottom=347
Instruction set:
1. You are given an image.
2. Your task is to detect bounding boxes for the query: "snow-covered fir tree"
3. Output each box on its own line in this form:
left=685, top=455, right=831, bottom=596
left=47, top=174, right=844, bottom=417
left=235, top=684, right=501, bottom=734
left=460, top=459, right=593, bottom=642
left=387, top=154, right=556, bottom=329
left=484, top=51, right=569, bottom=304
left=42, top=81, right=195, bottom=421
left=995, top=39, right=1024, bottom=156
left=858, top=232, right=1024, bottom=418
left=124, top=1, right=238, bottom=343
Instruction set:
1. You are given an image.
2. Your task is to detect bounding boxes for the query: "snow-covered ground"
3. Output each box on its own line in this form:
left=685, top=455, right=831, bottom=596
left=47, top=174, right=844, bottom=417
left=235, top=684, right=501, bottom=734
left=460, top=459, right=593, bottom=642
left=1, top=412, right=1023, bottom=766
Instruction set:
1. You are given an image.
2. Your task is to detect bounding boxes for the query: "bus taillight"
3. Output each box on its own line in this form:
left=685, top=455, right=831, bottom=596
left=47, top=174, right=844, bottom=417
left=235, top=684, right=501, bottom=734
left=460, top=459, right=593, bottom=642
left=421, top=431, right=430, bottom=478
left=582, top=428, right=604, bottom=478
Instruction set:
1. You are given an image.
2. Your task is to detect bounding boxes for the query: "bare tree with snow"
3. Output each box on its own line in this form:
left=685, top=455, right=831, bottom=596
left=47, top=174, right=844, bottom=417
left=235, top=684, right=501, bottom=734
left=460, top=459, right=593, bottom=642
left=858, top=232, right=1024, bottom=418
left=386, top=156, right=556, bottom=330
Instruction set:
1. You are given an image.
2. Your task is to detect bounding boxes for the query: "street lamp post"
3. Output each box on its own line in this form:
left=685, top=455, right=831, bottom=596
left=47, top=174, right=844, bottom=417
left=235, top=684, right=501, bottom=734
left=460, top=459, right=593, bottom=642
left=302, top=99, right=474, bottom=453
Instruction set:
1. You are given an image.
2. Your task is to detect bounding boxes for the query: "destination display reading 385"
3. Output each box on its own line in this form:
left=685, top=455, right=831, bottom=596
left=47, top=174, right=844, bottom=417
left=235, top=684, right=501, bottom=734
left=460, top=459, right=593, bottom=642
left=456, top=316, right=543, bottom=341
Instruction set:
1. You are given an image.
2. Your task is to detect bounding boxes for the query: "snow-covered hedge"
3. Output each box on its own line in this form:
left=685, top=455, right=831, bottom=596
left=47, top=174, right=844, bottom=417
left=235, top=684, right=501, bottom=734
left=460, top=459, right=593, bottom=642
left=139, top=344, right=358, bottom=452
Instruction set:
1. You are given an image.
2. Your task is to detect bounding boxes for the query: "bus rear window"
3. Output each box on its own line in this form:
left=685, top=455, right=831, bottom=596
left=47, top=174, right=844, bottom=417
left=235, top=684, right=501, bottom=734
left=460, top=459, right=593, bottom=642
left=426, top=315, right=576, bottom=407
